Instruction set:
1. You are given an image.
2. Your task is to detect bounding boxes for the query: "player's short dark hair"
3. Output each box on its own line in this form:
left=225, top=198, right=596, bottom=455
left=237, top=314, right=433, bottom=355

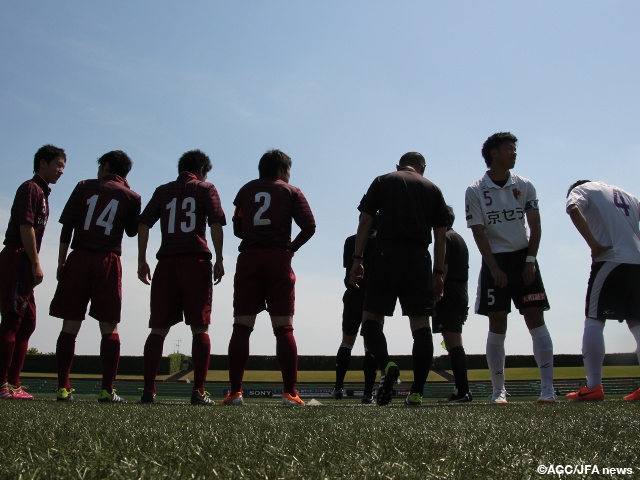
left=258, top=149, right=292, bottom=178
left=446, top=205, right=455, bottom=226
left=34, top=144, right=66, bottom=173
left=566, top=180, right=591, bottom=198
left=398, top=152, right=426, bottom=169
left=481, top=132, right=518, bottom=167
left=98, top=150, right=133, bottom=178
left=178, top=150, right=212, bottom=176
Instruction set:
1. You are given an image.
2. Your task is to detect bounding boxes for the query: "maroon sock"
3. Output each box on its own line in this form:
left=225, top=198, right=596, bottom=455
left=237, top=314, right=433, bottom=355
left=143, top=333, right=165, bottom=394
left=228, top=324, right=252, bottom=393
left=56, top=331, right=77, bottom=390
left=274, top=325, right=298, bottom=396
left=8, top=314, right=35, bottom=387
left=0, top=313, right=21, bottom=385
left=191, top=333, right=211, bottom=394
left=100, top=333, right=120, bottom=392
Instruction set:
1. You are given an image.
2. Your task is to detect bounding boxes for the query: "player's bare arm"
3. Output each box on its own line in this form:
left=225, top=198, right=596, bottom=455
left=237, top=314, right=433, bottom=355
left=470, top=224, right=507, bottom=288
left=56, top=242, right=70, bottom=281
left=232, top=206, right=243, bottom=239
left=523, top=209, right=541, bottom=286
left=432, top=226, right=446, bottom=300
left=137, top=223, right=152, bottom=285
left=349, top=212, right=374, bottom=288
left=567, top=204, right=612, bottom=260
left=210, top=222, right=224, bottom=284
left=19, top=223, right=43, bottom=286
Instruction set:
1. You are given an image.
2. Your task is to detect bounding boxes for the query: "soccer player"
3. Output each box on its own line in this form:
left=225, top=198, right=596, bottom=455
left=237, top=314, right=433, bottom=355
left=137, top=150, right=226, bottom=406
left=222, top=149, right=315, bottom=407
left=350, top=152, right=449, bottom=407
left=564, top=180, right=640, bottom=401
left=332, top=217, right=378, bottom=404
left=465, top=132, right=555, bottom=404
left=435, top=206, right=472, bottom=403
left=0, top=145, right=66, bottom=400
left=50, top=151, right=141, bottom=403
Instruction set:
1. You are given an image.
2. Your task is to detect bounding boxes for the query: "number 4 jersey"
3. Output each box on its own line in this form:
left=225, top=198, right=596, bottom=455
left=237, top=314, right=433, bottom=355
left=59, top=174, right=141, bottom=255
left=232, top=177, right=315, bottom=252
left=465, top=172, right=539, bottom=254
left=139, top=172, right=226, bottom=258
left=566, top=181, right=640, bottom=264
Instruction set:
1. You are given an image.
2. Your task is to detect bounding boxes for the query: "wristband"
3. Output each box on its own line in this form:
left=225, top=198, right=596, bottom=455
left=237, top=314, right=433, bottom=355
left=433, top=268, right=444, bottom=275
left=525, top=256, right=536, bottom=263
left=352, top=253, right=363, bottom=260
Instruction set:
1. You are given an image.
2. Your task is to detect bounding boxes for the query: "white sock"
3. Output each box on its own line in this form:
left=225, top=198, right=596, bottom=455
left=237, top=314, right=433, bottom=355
left=530, top=325, right=554, bottom=390
left=582, top=318, right=605, bottom=389
left=486, top=332, right=506, bottom=391
left=629, top=324, right=640, bottom=365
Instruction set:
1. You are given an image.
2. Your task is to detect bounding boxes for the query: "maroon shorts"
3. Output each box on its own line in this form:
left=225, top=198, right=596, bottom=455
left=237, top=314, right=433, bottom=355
left=233, top=248, right=295, bottom=317
left=49, top=249, right=122, bottom=323
left=149, top=255, right=212, bottom=328
left=0, top=246, right=36, bottom=319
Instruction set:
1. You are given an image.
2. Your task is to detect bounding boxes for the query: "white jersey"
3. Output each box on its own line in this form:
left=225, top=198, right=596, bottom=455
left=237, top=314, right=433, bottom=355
left=566, top=181, right=640, bottom=264
left=465, top=172, right=538, bottom=253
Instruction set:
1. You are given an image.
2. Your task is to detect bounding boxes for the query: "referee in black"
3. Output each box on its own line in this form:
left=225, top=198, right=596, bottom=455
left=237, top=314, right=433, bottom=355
left=350, top=152, right=449, bottom=406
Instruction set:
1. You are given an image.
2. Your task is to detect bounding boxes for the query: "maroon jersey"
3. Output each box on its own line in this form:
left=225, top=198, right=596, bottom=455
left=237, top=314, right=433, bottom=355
left=59, top=175, right=141, bottom=255
left=233, top=178, right=315, bottom=251
left=3, top=175, right=50, bottom=251
left=139, top=172, right=226, bottom=259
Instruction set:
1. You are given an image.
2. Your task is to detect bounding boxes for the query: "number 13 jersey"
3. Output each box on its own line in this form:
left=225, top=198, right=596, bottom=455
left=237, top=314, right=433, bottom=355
left=139, top=171, right=226, bottom=259
left=465, top=172, right=539, bottom=254
left=233, top=177, right=315, bottom=252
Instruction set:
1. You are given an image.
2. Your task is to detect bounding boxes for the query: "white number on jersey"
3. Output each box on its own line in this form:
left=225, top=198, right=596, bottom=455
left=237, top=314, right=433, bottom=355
left=84, top=195, right=119, bottom=235
left=166, top=197, right=197, bottom=233
left=254, top=192, right=272, bottom=226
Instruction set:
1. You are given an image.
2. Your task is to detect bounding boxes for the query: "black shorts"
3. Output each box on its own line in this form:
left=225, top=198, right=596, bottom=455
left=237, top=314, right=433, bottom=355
left=342, top=286, right=365, bottom=336
left=475, top=248, right=549, bottom=316
left=364, top=244, right=433, bottom=317
left=586, top=262, right=640, bottom=321
left=433, top=282, right=468, bottom=334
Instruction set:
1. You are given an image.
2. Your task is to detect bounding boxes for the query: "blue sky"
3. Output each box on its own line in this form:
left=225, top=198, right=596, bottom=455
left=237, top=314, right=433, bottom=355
left=2, top=1, right=640, bottom=359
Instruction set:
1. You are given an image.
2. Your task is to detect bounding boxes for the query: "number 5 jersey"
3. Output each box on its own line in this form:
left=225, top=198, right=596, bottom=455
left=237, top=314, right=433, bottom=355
left=465, top=172, right=539, bottom=254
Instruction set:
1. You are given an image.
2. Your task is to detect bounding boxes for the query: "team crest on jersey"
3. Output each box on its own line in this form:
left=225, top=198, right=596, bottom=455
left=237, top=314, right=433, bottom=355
left=512, top=189, right=521, bottom=200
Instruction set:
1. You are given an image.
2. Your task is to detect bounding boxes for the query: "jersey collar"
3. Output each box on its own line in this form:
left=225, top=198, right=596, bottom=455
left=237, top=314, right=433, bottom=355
left=482, top=171, right=514, bottom=189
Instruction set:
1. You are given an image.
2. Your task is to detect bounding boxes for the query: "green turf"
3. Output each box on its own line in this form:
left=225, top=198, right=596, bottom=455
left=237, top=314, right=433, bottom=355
left=2, top=398, right=638, bottom=478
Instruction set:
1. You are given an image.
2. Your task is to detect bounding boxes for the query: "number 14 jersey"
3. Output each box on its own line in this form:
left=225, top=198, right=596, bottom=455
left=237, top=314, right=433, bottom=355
left=59, top=174, right=141, bottom=255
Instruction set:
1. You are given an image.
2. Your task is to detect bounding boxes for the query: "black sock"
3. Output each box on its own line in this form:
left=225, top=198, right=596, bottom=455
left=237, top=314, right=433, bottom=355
left=335, top=345, right=352, bottom=389
left=449, top=345, right=469, bottom=394
left=360, top=321, right=389, bottom=371
left=411, top=327, right=433, bottom=395
left=363, top=348, right=377, bottom=396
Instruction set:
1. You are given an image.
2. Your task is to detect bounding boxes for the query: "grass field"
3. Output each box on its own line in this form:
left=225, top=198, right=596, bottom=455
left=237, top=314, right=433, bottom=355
left=2, top=396, right=639, bottom=479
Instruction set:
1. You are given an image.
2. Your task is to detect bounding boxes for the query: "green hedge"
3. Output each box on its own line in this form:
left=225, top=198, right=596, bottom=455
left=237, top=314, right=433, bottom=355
left=22, top=353, right=638, bottom=375
left=23, top=355, right=173, bottom=375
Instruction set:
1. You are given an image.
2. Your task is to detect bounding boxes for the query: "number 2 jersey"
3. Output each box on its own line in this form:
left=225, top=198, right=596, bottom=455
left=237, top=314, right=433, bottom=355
left=232, top=177, right=315, bottom=252
left=566, top=181, right=640, bottom=264
left=139, top=171, right=226, bottom=259
left=465, top=172, right=538, bottom=253
left=59, top=174, right=141, bottom=255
